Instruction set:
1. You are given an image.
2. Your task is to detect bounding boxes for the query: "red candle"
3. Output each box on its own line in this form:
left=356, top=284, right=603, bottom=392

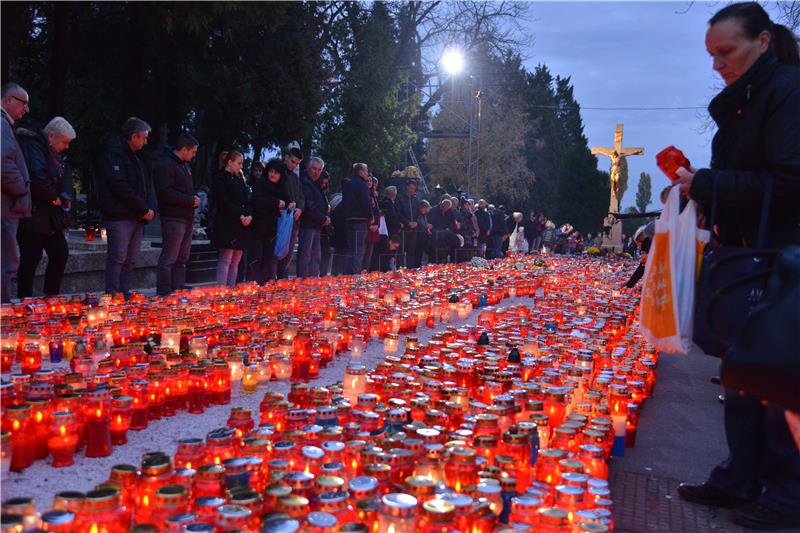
left=21, top=342, right=42, bottom=374
left=3, top=403, right=35, bottom=471
left=48, top=411, right=79, bottom=467
left=129, top=380, right=149, bottom=430
left=109, top=395, right=133, bottom=445
left=83, top=389, right=112, bottom=457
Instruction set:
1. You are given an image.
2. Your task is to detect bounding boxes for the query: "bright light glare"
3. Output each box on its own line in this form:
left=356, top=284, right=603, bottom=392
left=441, top=49, right=464, bottom=75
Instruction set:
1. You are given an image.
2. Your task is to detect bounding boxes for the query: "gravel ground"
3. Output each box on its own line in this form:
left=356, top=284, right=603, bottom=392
left=1, top=296, right=535, bottom=510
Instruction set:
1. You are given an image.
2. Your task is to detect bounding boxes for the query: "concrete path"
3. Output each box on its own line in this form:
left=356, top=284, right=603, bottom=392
left=610, top=347, right=799, bottom=532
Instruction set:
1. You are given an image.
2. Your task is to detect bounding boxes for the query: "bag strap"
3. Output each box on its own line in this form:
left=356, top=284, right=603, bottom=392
left=711, top=175, right=773, bottom=247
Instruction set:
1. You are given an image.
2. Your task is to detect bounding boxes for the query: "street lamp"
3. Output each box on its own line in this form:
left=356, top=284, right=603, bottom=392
left=441, top=48, right=464, bottom=76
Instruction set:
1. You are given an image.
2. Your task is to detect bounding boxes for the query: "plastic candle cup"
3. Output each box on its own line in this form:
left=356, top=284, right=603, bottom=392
left=241, top=364, right=259, bottom=394
left=377, top=493, right=418, bottom=533
left=3, top=403, right=36, bottom=471
left=109, top=395, right=133, bottom=445
left=83, top=389, right=112, bottom=457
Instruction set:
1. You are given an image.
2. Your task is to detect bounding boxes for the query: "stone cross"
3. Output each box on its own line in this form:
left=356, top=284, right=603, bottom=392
left=591, top=123, right=644, bottom=251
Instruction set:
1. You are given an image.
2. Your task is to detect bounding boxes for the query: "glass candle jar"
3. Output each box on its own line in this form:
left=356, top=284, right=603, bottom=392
left=377, top=493, right=418, bottom=533
left=74, top=488, right=129, bottom=533
left=128, top=380, right=149, bottom=431
left=48, top=411, right=79, bottom=468
left=342, top=364, right=367, bottom=406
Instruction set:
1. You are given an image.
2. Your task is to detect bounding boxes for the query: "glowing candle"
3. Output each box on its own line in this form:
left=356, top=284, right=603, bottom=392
left=47, top=411, right=78, bottom=468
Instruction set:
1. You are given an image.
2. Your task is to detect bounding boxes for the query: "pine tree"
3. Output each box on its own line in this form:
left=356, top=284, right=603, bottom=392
left=635, top=172, right=652, bottom=213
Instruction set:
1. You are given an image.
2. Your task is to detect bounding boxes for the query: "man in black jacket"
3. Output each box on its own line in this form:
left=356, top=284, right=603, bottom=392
left=396, top=180, right=420, bottom=267
left=154, top=132, right=200, bottom=296
left=342, top=163, right=372, bottom=274
left=97, top=117, right=154, bottom=296
left=474, top=199, right=492, bottom=258
left=277, top=144, right=305, bottom=278
left=296, top=156, right=330, bottom=278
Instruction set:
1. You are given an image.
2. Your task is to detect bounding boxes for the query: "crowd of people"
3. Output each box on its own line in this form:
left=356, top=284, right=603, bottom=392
left=1, top=96, right=600, bottom=302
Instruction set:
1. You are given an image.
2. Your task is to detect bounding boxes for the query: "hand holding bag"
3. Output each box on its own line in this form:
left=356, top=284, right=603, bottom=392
left=273, top=208, right=294, bottom=260
left=640, top=187, right=709, bottom=353
left=693, top=178, right=777, bottom=357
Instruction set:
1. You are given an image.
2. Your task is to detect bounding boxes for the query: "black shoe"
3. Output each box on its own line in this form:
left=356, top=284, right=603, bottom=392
left=710, top=375, right=721, bottom=385
left=677, top=482, right=748, bottom=508
left=732, top=502, right=800, bottom=530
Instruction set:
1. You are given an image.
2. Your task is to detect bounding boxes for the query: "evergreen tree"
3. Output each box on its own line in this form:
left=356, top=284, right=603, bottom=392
left=318, top=3, right=416, bottom=185
left=635, top=172, right=652, bottom=213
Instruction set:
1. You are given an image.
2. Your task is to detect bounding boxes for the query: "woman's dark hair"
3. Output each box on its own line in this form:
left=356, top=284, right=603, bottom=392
left=264, top=157, right=287, bottom=180
left=710, top=2, right=800, bottom=67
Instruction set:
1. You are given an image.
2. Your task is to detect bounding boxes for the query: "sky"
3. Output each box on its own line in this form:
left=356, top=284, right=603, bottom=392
left=520, top=1, right=784, bottom=211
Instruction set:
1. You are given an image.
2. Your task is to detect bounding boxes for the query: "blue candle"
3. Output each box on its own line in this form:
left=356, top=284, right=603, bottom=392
left=49, top=340, right=64, bottom=363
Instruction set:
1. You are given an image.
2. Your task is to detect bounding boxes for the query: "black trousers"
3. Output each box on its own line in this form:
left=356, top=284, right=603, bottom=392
left=17, top=230, right=69, bottom=298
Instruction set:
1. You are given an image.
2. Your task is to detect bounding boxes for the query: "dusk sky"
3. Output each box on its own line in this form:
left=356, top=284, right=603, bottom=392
left=521, top=1, right=785, bottom=211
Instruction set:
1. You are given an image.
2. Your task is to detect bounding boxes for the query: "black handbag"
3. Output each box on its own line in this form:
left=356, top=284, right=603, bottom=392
left=693, top=178, right=777, bottom=357
left=720, top=245, right=800, bottom=411
left=49, top=204, right=71, bottom=231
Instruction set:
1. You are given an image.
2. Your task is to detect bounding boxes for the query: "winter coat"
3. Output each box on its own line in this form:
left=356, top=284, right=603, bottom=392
left=475, top=209, right=491, bottom=243
left=210, top=169, right=251, bottom=250
left=299, top=173, right=329, bottom=230
left=396, top=192, right=420, bottom=228
left=689, top=48, right=800, bottom=248
left=17, top=128, right=72, bottom=235
left=154, top=148, right=196, bottom=221
left=284, top=171, right=306, bottom=212
left=490, top=211, right=508, bottom=236
left=96, top=135, right=149, bottom=221
left=331, top=201, right=348, bottom=250
left=379, top=196, right=402, bottom=237
left=1, top=109, right=31, bottom=219
left=251, top=176, right=289, bottom=243
left=342, top=176, right=372, bottom=222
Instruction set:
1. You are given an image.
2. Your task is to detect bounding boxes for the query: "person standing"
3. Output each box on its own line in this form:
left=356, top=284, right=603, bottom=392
left=488, top=204, right=507, bottom=259
left=276, top=144, right=305, bottom=278
left=319, top=171, right=333, bottom=276
left=674, top=3, right=800, bottom=529
left=210, top=151, right=251, bottom=287
left=251, top=158, right=291, bottom=282
left=396, top=180, right=420, bottom=267
left=342, top=163, right=372, bottom=275
left=97, top=117, right=154, bottom=297
left=153, top=132, right=200, bottom=296
left=1, top=83, right=32, bottom=303
left=296, top=157, right=330, bottom=277
left=474, top=199, right=492, bottom=258
left=16, top=117, right=76, bottom=298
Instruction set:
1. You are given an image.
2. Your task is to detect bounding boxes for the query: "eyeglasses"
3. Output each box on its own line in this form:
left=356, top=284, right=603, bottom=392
left=11, top=96, right=29, bottom=107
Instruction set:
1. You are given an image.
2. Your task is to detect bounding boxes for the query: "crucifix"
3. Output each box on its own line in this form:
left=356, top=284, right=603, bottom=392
left=591, top=123, right=644, bottom=251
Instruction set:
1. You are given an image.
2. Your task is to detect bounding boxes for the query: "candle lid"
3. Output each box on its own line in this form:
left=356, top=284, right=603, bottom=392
left=307, top=511, right=337, bottom=528
left=262, top=518, right=301, bottom=533
left=216, top=504, right=252, bottom=520
left=183, top=524, right=215, bottom=532
left=348, top=476, right=378, bottom=494
left=380, top=493, right=418, bottom=517
left=41, top=509, right=75, bottom=525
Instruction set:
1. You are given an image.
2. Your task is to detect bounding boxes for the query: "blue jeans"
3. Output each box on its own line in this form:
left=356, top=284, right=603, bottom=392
left=1, top=218, right=19, bottom=303
left=490, top=235, right=504, bottom=259
left=346, top=222, right=367, bottom=275
left=157, top=218, right=193, bottom=296
left=216, top=248, right=243, bottom=287
left=105, top=219, right=144, bottom=296
left=276, top=223, right=299, bottom=279
left=296, top=227, right=321, bottom=278
left=708, top=388, right=800, bottom=516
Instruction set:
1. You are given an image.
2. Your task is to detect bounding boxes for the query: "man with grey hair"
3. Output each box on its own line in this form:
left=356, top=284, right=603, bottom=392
left=296, top=156, right=329, bottom=277
left=1, top=82, right=32, bottom=302
left=16, top=116, right=77, bottom=298
left=97, top=116, right=154, bottom=297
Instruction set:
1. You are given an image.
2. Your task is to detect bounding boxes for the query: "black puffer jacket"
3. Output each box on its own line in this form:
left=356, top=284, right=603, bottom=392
left=96, top=135, right=149, bottom=221
left=251, top=176, right=289, bottom=242
left=690, top=49, right=800, bottom=248
left=154, top=148, right=195, bottom=221
left=299, top=173, right=329, bottom=230
left=210, top=169, right=251, bottom=250
left=17, top=129, right=72, bottom=235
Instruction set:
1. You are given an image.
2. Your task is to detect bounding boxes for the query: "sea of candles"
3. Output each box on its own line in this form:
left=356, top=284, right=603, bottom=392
left=1, top=255, right=651, bottom=531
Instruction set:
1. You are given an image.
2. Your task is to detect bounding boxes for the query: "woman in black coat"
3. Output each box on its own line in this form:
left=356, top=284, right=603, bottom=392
left=251, top=158, right=292, bottom=283
left=211, top=150, right=251, bottom=287
left=674, top=4, right=800, bottom=529
left=16, top=117, right=76, bottom=298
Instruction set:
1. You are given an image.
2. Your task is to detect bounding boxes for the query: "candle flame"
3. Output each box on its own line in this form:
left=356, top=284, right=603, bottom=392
left=60, top=425, right=66, bottom=436
left=90, top=525, right=98, bottom=533
left=36, top=411, right=43, bottom=423
left=12, top=420, right=19, bottom=431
